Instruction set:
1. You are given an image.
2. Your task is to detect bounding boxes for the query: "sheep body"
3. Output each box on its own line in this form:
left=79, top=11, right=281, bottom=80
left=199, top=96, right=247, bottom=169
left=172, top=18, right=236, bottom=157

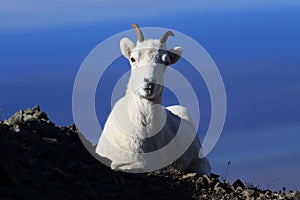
left=96, top=24, right=211, bottom=175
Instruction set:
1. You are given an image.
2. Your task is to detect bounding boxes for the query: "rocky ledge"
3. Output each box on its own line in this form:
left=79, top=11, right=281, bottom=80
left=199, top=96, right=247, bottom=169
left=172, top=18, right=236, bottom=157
left=0, top=106, right=299, bottom=200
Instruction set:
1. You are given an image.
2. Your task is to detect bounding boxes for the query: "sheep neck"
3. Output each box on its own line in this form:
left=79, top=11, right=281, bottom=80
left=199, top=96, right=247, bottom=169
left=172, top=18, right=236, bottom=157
left=126, top=93, right=165, bottom=138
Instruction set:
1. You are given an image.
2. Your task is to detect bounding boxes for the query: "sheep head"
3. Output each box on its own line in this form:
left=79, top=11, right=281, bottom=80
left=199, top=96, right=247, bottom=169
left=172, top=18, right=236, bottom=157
left=120, top=24, right=183, bottom=100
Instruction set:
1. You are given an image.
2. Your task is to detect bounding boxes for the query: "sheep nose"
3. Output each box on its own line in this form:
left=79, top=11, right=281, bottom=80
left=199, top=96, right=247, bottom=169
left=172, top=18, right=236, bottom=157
left=143, top=82, right=155, bottom=94
left=144, top=82, right=154, bottom=90
left=146, top=82, right=154, bottom=89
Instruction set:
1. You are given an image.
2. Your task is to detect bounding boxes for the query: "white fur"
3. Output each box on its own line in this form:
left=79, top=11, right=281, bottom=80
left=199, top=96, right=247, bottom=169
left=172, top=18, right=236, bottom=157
left=96, top=34, right=211, bottom=175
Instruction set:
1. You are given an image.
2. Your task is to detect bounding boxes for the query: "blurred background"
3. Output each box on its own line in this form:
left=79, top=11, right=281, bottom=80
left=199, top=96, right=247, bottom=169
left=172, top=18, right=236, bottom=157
left=1, top=0, right=300, bottom=190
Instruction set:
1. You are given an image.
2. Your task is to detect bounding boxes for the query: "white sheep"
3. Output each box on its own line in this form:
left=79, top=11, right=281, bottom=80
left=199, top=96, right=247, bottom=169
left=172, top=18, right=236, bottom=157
left=96, top=24, right=211, bottom=175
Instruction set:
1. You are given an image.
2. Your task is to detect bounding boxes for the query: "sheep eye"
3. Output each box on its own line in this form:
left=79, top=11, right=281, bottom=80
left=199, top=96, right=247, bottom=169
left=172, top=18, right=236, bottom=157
left=130, top=57, right=136, bottom=62
left=162, top=54, right=170, bottom=65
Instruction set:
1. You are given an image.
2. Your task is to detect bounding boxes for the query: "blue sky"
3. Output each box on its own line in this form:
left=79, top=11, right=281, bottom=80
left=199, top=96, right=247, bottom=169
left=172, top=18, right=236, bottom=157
left=1, top=0, right=300, bottom=190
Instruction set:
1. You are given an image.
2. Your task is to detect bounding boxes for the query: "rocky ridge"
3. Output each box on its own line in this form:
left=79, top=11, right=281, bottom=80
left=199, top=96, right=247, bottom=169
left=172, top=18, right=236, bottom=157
left=0, top=106, right=299, bottom=200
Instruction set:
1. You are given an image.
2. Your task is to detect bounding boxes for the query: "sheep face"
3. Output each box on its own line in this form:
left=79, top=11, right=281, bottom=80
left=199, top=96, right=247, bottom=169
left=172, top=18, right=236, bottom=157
left=120, top=38, right=183, bottom=100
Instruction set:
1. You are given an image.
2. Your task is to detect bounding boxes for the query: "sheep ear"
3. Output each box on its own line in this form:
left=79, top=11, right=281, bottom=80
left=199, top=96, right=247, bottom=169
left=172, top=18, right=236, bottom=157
left=120, top=38, right=135, bottom=59
left=168, top=46, right=183, bottom=65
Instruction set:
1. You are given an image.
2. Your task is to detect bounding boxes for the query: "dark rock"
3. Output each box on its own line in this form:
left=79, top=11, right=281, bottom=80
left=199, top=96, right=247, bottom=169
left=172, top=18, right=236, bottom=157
left=210, top=173, right=220, bottom=179
left=0, top=163, right=16, bottom=186
left=0, top=106, right=298, bottom=200
left=4, top=110, right=23, bottom=125
left=42, top=137, right=58, bottom=144
left=180, top=172, right=196, bottom=180
left=233, top=178, right=245, bottom=188
left=4, top=105, right=53, bottom=127
left=32, top=105, right=40, bottom=112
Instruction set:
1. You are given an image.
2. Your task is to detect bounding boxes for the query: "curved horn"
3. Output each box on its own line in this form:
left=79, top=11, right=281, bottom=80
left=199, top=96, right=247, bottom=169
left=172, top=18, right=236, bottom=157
left=160, top=31, right=175, bottom=44
left=132, top=24, right=144, bottom=43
